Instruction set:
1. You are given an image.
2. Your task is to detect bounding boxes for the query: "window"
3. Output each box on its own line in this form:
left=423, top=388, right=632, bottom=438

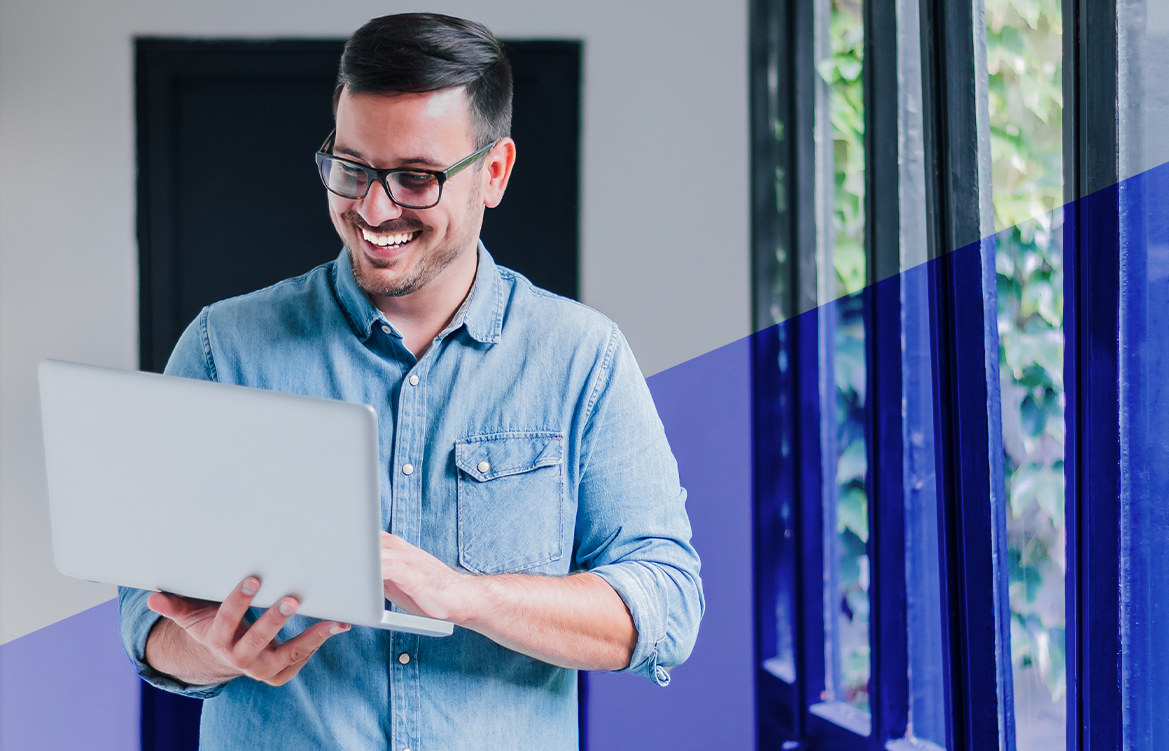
left=752, top=0, right=1169, bottom=749
left=984, top=1, right=1067, bottom=747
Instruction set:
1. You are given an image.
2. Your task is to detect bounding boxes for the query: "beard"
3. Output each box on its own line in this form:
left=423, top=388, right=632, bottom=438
left=342, top=179, right=483, bottom=299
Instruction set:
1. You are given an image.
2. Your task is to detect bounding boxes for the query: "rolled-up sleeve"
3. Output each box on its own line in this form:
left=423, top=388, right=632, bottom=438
left=118, top=586, right=228, bottom=698
left=574, top=325, right=704, bottom=686
left=117, top=309, right=228, bottom=698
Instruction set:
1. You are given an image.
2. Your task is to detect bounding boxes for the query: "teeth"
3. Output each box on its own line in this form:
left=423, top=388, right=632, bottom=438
left=361, top=228, right=415, bottom=247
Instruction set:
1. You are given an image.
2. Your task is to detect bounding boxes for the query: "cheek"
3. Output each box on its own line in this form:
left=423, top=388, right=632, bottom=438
left=327, top=194, right=349, bottom=217
left=327, top=198, right=355, bottom=231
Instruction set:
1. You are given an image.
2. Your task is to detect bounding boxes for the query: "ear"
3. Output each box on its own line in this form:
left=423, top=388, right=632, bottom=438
left=481, top=138, right=517, bottom=209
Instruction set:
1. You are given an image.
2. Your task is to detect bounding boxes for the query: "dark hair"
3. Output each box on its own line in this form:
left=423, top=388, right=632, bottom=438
left=334, top=13, right=512, bottom=147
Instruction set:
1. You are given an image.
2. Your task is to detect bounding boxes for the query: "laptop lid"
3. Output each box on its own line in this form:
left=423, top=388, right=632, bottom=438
left=38, top=359, right=391, bottom=628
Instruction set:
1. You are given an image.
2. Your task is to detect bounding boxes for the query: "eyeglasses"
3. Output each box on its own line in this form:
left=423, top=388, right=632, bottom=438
left=314, top=130, right=497, bottom=209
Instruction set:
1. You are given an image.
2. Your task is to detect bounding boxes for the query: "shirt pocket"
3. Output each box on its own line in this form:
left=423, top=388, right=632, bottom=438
left=454, top=432, right=565, bottom=575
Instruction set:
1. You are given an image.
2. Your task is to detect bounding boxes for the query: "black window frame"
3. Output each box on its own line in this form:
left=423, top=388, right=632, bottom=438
left=748, top=0, right=1135, bottom=749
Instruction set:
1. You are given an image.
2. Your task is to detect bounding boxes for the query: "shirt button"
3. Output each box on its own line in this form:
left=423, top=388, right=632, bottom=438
left=409, top=374, right=420, bottom=386
left=398, top=652, right=411, bottom=665
left=402, top=463, right=414, bottom=475
left=381, top=324, right=392, bottom=334
left=477, top=461, right=491, bottom=473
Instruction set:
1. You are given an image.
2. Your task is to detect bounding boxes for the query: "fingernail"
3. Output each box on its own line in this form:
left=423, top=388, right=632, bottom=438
left=278, top=599, right=298, bottom=616
left=329, top=624, right=348, bottom=635
left=241, top=578, right=258, bottom=596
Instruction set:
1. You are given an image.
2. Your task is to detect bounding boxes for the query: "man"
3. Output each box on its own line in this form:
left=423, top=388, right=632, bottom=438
left=119, top=13, right=703, bottom=750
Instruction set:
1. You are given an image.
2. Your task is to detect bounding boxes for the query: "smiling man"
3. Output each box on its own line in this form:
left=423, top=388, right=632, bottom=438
left=118, top=13, right=703, bottom=750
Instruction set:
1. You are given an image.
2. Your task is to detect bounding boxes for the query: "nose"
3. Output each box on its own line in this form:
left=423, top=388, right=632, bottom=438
left=358, top=178, right=404, bottom=226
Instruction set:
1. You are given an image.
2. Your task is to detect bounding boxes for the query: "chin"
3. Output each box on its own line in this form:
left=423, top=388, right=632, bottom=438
left=349, top=247, right=423, bottom=298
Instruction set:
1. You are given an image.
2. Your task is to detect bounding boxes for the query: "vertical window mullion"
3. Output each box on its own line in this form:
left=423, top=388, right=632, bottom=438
left=750, top=0, right=825, bottom=746
left=919, top=1, right=1017, bottom=750
left=865, top=0, right=910, bottom=742
left=1062, top=1, right=1122, bottom=750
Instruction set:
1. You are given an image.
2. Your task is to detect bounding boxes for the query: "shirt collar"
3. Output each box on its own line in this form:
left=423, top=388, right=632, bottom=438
left=332, top=241, right=503, bottom=346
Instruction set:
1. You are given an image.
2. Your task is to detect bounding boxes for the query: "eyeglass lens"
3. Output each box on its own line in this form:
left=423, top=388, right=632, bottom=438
left=318, top=157, right=442, bottom=208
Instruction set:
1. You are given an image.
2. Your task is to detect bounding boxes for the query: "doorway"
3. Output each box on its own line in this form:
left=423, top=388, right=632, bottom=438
left=135, top=36, right=582, bottom=750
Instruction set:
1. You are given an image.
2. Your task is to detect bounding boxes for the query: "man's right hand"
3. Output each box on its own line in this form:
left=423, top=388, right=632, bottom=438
left=145, top=577, right=349, bottom=688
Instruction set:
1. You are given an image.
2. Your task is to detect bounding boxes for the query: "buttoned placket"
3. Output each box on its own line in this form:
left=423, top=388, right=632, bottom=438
left=387, top=332, right=440, bottom=751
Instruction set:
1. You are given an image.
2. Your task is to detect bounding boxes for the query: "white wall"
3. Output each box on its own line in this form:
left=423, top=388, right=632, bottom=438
left=0, top=0, right=749, bottom=643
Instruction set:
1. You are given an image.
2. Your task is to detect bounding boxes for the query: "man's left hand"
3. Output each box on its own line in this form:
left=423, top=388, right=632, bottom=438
left=380, top=531, right=469, bottom=623
left=379, top=531, right=636, bottom=671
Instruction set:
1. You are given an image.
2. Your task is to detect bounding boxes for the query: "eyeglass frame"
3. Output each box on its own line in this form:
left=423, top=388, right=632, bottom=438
left=314, top=129, right=499, bottom=209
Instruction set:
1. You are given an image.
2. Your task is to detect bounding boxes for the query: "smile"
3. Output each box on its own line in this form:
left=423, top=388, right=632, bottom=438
left=361, top=228, right=419, bottom=248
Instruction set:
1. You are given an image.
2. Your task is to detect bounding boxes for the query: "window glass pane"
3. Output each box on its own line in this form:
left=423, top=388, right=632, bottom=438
left=831, top=293, right=869, bottom=711
left=818, top=0, right=870, bottom=716
left=984, top=1, right=1066, bottom=748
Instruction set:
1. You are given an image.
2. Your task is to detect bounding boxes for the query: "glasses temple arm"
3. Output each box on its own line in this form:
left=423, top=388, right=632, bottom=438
left=442, top=140, right=499, bottom=180
left=318, top=129, right=337, bottom=154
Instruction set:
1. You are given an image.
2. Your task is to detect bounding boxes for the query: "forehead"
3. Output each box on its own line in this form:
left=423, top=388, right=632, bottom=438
left=333, top=88, right=476, bottom=164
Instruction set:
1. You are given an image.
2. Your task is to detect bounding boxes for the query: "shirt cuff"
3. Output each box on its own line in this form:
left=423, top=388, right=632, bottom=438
left=589, top=563, right=672, bottom=687
left=117, top=586, right=228, bottom=699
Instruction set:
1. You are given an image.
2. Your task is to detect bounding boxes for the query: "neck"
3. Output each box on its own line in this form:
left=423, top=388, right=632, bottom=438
left=368, top=246, right=479, bottom=358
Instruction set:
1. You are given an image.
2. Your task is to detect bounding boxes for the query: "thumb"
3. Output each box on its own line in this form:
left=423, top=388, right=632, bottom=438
left=147, top=591, right=214, bottom=629
left=147, top=591, right=176, bottom=616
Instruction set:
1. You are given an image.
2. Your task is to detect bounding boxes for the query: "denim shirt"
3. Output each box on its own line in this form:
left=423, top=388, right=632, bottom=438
left=118, top=245, right=704, bottom=750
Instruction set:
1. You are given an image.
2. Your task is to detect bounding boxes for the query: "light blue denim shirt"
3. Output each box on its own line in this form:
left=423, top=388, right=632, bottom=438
left=118, top=245, right=704, bottom=750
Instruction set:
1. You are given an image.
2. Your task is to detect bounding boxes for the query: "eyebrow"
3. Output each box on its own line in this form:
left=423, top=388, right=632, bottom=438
left=333, top=145, right=445, bottom=170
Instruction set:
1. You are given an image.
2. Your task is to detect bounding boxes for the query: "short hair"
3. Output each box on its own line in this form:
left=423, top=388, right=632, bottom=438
left=334, top=13, right=513, bottom=147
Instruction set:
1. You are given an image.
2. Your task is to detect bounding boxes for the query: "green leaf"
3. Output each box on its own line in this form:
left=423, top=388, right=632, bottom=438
left=837, top=485, right=869, bottom=542
left=837, top=440, right=867, bottom=486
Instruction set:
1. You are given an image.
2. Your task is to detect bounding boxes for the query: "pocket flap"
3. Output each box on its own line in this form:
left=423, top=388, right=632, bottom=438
left=454, top=433, right=563, bottom=482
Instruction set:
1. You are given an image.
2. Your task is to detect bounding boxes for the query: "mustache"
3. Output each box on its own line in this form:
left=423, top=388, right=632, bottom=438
left=342, top=211, right=424, bottom=234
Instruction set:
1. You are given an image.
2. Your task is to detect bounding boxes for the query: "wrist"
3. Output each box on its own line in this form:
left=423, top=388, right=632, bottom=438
left=447, top=571, right=492, bottom=629
left=146, top=617, right=239, bottom=686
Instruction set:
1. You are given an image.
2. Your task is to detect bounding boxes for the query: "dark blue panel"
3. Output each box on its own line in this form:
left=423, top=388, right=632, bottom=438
left=868, top=273, right=909, bottom=744
left=901, top=261, right=947, bottom=748
left=587, top=336, right=755, bottom=750
left=142, top=684, right=202, bottom=751
left=927, top=235, right=1016, bottom=751
left=795, top=308, right=828, bottom=727
left=752, top=299, right=832, bottom=750
left=1118, top=161, right=1169, bottom=748
left=1063, top=175, right=1122, bottom=751
left=753, top=316, right=801, bottom=744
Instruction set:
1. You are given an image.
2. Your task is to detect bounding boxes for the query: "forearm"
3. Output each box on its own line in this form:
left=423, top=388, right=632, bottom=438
left=144, top=617, right=240, bottom=686
left=455, top=572, right=637, bottom=671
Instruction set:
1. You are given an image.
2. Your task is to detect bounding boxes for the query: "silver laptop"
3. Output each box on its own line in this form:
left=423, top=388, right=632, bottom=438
left=38, top=359, right=453, bottom=638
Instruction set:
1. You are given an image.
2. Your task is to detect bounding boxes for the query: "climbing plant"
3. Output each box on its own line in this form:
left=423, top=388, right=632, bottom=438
left=987, top=0, right=1067, bottom=727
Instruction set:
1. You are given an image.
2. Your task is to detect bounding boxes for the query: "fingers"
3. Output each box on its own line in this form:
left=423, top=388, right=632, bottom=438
left=231, top=594, right=301, bottom=665
left=149, top=577, right=351, bottom=686
left=380, top=532, right=424, bottom=578
left=207, top=577, right=263, bottom=648
left=264, top=621, right=351, bottom=686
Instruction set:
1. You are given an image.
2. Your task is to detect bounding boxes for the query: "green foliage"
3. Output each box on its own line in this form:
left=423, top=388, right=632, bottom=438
left=988, top=0, right=1067, bottom=708
left=820, top=0, right=867, bottom=298
left=822, top=0, right=871, bottom=713
left=832, top=290, right=871, bottom=712
left=987, top=0, right=1063, bottom=231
